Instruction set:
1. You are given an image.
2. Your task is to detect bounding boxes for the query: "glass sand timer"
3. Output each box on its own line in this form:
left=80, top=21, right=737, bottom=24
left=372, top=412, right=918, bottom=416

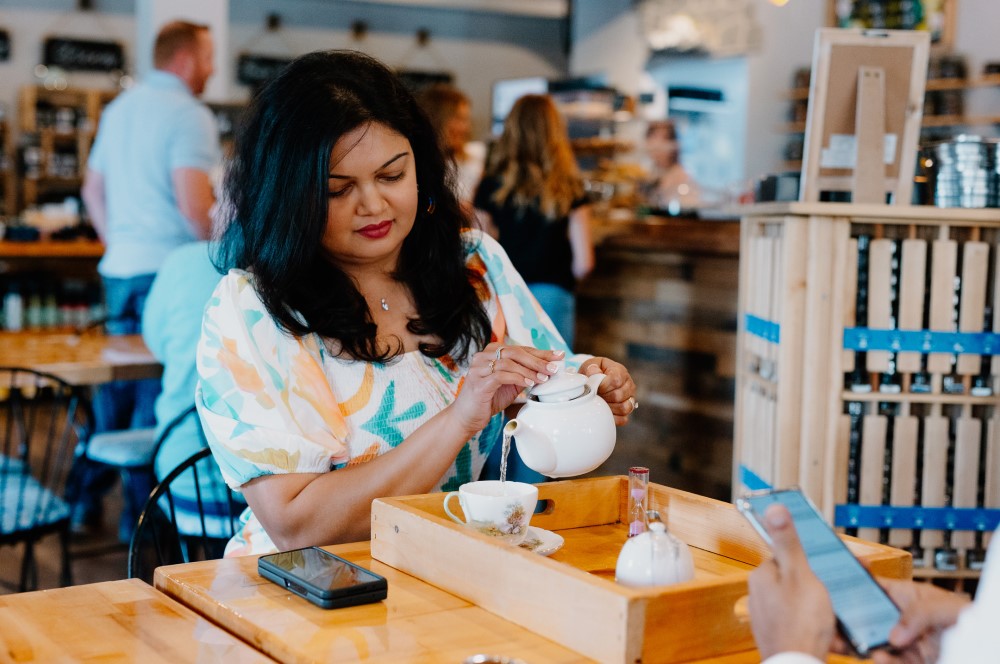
left=628, top=466, right=649, bottom=537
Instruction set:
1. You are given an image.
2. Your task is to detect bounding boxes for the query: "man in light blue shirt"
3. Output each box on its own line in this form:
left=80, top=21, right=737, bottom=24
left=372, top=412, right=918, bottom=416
left=76, top=20, right=220, bottom=538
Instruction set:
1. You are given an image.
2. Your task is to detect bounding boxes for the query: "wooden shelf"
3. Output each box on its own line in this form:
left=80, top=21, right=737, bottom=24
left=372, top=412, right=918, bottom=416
left=0, top=240, right=103, bottom=259
left=921, top=114, right=1000, bottom=128
left=19, top=85, right=117, bottom=211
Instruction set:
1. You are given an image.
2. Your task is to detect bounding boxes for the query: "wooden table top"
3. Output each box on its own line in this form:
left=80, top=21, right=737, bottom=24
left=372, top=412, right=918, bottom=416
left=155, top=541, right=591, bottom=664
left=0, top=578, right=274, bottom=663
left=0, top=330, right=161, bottom=385
left=154, top=540, right=827, bottom=664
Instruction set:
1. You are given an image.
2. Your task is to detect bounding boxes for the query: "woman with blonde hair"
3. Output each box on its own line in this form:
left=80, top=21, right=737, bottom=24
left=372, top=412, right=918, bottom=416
left=473, top=94, right=594, bottom=347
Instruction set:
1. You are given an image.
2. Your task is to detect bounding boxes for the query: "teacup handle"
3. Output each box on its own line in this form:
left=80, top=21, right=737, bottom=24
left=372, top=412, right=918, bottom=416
left=442, top=491, right=464, bottom=524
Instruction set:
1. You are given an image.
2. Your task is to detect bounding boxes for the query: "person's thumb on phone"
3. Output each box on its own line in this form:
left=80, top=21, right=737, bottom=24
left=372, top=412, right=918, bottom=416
left=763, top=504, right=808, bottom=575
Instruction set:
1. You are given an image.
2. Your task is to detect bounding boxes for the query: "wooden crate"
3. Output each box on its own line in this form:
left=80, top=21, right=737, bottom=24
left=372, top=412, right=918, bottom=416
left=735, top=202, right=1000, bottom=580
left=370, top=476, right=910, bottom=664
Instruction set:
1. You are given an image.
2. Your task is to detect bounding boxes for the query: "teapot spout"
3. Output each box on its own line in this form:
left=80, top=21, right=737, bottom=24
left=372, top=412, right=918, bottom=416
left=504, top=419, right=557, bottom=476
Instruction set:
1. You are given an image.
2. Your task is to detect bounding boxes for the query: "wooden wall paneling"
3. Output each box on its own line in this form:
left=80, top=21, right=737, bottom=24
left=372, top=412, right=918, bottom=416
left=775, top=220, right=809, bottom=489
left=800, top=216, right=838, bottom=502
left=896, top=239, right=928, bottom=374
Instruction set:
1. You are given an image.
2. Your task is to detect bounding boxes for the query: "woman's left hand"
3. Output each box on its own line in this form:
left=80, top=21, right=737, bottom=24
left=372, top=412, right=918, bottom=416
left=578, top=357, right=637, bottom=426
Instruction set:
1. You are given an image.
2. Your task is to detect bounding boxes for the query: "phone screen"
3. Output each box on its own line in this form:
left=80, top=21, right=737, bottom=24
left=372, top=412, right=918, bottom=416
left=740, top=489, right=901, bottom=655
left=263, top=547, right=383, bottom=594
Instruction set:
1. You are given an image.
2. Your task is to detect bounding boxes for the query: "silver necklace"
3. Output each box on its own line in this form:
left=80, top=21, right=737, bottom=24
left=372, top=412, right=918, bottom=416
left=380, top=298, right=389, bottom=311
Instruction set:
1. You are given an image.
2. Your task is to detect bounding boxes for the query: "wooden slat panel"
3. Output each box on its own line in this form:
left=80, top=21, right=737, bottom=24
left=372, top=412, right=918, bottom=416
left=896, top=239, right=928, bottom=373
left=927, top=239, right=958, bottom=375
left=842, top=238, right=859, bottom=372
left=866, top=239, right=894, bottom=373
left=956, top=242, right=989, bottom=375
left=920, top=415, right=950, bottom=550
left=859, top=415, right=888, bottom=542
left=888, top=414, right=919, bottom=548
left=987, top=419, right=999, bottom=549
left=952, top=415, right=981, bottom=550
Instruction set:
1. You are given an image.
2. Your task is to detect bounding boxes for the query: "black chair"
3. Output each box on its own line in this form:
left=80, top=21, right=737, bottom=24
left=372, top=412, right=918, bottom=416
left=127, top=416, right=244, bottom=583
left=0, top=366, right=92, bottom=591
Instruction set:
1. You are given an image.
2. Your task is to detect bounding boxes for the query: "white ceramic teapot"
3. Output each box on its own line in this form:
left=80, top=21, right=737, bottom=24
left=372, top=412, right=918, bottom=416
left=504, top=361, right=616, bottom=478
left=615, top=511, right=695, bottom=587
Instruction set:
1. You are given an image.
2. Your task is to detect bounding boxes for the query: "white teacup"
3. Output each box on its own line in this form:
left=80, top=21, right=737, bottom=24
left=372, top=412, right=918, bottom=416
left=443, top=480, right=538, bottom=545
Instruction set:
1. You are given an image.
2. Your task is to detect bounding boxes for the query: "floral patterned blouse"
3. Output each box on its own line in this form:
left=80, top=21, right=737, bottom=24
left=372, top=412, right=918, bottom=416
left=196, top=230, right=588, bottom=556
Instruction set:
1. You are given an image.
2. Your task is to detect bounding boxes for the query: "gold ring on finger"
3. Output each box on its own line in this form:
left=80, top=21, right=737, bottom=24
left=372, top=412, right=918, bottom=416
left=495, top=346, right=505, bottom=361
left=488, top=359, right=496, bottom=374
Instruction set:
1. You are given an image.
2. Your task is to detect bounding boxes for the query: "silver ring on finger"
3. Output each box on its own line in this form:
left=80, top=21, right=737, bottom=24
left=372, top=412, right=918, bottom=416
left=488, top=359, right=496, bottom=374
left=628, top=396, right=638, bottom=412
left=495, top=346, right=505, bottom=361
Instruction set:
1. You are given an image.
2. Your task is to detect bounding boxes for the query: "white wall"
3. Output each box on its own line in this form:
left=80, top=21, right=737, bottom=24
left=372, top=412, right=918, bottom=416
left=0, top=1, right=569, bottom=142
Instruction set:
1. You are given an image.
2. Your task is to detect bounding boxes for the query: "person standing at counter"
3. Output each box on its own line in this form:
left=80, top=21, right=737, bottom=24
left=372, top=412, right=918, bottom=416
left=473, top=94, right=594, bottom=347
left=77, top=20, right=221, bottom=537
left=642, top=119, right=699, bottom=211
left=196, top=51, right=637, bottom=556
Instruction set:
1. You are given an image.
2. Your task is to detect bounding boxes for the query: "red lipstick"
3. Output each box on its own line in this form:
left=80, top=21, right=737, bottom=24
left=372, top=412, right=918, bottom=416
left=357, top=220, right=392, bottom=239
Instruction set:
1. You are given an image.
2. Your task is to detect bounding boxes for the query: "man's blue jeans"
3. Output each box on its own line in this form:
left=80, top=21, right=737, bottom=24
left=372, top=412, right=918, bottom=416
left=69, top=274, right=161, bottom=539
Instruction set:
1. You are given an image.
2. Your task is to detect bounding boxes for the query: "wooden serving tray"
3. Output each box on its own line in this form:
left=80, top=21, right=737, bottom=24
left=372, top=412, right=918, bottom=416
left=371, top=476, right=911, bottom=663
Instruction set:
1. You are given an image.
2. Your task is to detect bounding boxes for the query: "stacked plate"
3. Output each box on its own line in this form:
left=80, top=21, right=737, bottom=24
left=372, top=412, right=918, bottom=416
left=928, top=135, right=999, bottom=208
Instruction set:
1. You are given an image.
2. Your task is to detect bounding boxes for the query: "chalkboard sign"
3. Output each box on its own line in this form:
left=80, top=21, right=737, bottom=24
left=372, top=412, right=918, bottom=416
left=43, top=37, right=124, bottom=72
left=0, top=30, right=10, bottom=62
left=237, top=53, right=292, bottom=87
left=396, top=70, right=453, bottom=93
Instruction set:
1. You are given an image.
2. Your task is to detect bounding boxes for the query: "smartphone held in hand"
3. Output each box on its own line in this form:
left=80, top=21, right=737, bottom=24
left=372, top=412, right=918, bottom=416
left=258, top=546, right=388, bottom=610
left=737, top=488, right=901, bottom=657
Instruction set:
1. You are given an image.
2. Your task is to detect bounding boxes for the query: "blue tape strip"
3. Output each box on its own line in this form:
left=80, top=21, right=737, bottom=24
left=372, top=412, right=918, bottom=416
left=740, top=464, right=773, bottom=492
left=843, top=327, right=1000, bottom=355
left=834, top=504, right=1000, bottom=532
left=745, top=314, right=781, bottom=344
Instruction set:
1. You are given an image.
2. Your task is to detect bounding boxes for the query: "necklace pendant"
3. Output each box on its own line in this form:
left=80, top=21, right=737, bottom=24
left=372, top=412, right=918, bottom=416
left=380, top=298, right=389, bottom=311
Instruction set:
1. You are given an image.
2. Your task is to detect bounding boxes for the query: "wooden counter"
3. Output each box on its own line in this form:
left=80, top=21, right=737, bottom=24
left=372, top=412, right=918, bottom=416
left=580, top=213, right=740, bottom=499
left=0, top=578, right=273, bottom=662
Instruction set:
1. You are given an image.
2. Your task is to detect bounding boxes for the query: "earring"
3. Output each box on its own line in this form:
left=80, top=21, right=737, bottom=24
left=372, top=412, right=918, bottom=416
left=425, top=195, right=436, bottom=215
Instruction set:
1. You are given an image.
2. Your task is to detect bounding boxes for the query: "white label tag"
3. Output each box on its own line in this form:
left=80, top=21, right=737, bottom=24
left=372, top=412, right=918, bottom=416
left=820, top=133, right=898, bottom=169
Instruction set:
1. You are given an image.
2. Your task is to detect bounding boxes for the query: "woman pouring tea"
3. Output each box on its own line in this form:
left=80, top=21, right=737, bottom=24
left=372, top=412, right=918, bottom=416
left=196, top=50, right=638, bottom=556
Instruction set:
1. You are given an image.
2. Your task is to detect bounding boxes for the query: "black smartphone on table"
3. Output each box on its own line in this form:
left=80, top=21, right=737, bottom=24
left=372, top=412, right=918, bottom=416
left=736, top=488, right=901, bottom=657
left=258, top=546, right=388, bottom=610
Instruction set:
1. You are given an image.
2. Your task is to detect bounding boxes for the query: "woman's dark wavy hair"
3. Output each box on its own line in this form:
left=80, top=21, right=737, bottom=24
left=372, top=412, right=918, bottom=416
left=217, top=50, right=491, bottom=363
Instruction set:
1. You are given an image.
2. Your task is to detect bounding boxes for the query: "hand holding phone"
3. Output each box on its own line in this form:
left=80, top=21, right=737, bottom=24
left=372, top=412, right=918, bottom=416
left=738, top=489, right=901, bottom=658
left=258, top=546, right=387, bottom=610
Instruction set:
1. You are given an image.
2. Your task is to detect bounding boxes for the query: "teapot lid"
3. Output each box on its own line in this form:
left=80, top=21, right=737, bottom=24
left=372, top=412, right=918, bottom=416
left=529, top=360, right=588, bottom=402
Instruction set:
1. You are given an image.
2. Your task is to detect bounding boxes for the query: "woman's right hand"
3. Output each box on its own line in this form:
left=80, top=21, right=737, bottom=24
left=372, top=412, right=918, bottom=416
left=449, top=342, right=563, bottom=435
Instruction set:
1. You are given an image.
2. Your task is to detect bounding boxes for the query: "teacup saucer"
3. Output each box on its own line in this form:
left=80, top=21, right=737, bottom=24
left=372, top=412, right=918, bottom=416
left=517, top=526, right=564, bottom=556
